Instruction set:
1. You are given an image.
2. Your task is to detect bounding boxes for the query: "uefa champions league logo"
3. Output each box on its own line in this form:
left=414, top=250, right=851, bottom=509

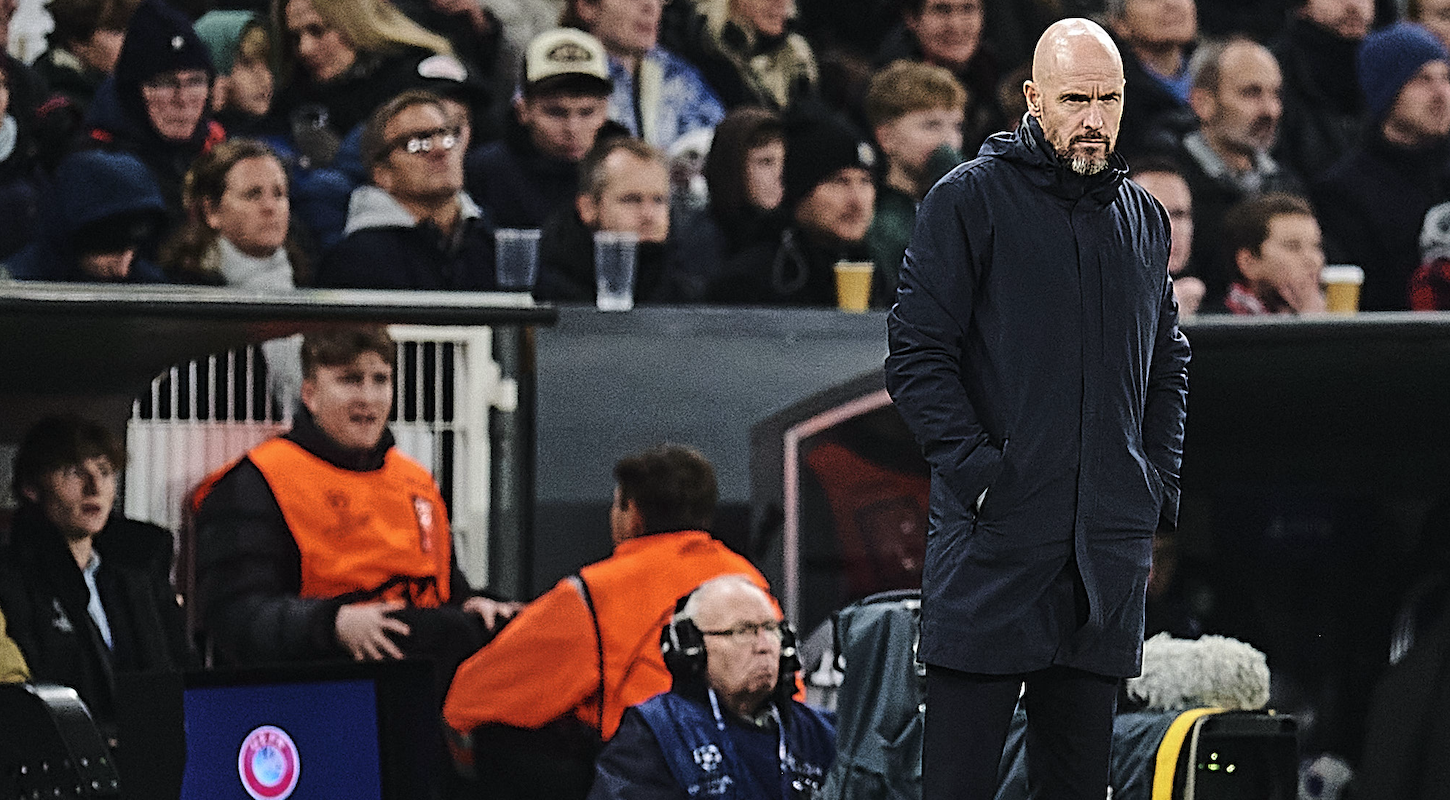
left=237, top=725, right=300, bottom=800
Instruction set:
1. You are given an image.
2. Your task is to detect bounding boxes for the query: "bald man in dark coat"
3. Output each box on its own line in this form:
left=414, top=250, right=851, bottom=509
left=885, top=18, right=1191, bottom=800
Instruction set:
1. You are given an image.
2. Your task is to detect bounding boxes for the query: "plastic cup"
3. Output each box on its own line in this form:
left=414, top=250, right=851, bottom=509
left=1322, top=264, right=1364, bottom=315
left=593, top=231, right=638, bottom=312
left=833, top=261, right=874, bottom=313
left=494, top=229, right=542, bottom=291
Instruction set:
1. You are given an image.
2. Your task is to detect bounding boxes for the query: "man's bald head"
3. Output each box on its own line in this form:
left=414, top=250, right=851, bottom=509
left=1031, top=18, right=1123, bottom=87
left=1024, top=18, right=1126, bottom=174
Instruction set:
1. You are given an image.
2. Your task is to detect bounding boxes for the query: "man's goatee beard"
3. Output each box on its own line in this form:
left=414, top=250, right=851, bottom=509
left=1065, top=152, right=1109, bottom=175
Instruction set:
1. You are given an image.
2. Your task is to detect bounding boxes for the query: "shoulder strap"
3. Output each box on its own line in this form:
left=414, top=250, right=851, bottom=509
left=568, top=573, right=606, bottom=736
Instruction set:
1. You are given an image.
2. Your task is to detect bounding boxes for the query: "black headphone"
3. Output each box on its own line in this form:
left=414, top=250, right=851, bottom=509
left=659, top=589, right=800, bottom=685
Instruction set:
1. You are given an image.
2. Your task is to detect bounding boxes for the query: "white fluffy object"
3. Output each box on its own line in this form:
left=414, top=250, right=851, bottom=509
left=1126, top=633, right=1271, bottom=711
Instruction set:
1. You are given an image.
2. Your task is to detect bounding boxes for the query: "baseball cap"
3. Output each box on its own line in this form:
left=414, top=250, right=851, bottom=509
left=523, top=28, right=612, bottom=96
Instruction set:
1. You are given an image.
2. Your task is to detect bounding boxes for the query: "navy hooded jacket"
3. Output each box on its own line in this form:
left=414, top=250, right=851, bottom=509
left=6, top=149, right=169, bottom=283
left=884, top=115, right=1190, bottom=678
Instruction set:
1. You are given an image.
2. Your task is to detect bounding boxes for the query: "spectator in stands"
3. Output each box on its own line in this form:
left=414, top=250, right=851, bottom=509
left=1413, top=201, right=1450, bottom=310
left=32, top=0, right=130, bottom=115
left=6, top=149, right=168, bottom=283
left=1178, top=38, right=1300, bottom=307
left=672, top=106, right=783, bottom=298
left=563, top=0, right=726, bottom=151
left=873, top=0, right=1007, bottom=157
left=1271, top=0, right=1372, bottom=183
left=1218, top=192, right=1326, bottom=315
left=1314, top=23, right=1450, bottom=312
left=269, top=0, right=462, bottom=168
left=0, top=59, right=46, bottom=263
left=0, top=0, right=57, bottom=159
left=161, top=139, right=306, bottom=403
left=195, top=12, right=280, bottom=140
left=535, top=135, right=688, bottom=302
left=1132, top=155, right=1206, bottom=316
left=1105, top=0, right=1200, bottom=159
left=590, top=575, right=837, bottom=799
left=194, top=326, right=519, bottom=676
left=465, top=28, right=614, bottom=230
left=671, top=0, right=820, bottom=111
left=317, top=90, right=497, bottom=289
left=0, top=415, right=188, bottom=732
left=69, top=0, right=222, bottom=247
left=0, top=610, right=28, bottom=684
left=707, top=109, right=876, bottom=305
left=444, top=445, right=774, bottom=794
left=863, top=60, right=964, bottom=303
left=1413, top=0, right=1450, bottom=50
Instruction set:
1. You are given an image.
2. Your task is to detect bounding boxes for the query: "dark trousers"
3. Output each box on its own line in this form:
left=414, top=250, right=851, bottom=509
left=923, top=664, right=1119, bottom=800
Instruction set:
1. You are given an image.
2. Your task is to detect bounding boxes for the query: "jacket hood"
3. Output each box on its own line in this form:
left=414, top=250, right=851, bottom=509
left=54, top=149, right=168, bottom=233
left=980, top=114, right=1128, bottom=206
left=343, top=184, right=483, bottom=235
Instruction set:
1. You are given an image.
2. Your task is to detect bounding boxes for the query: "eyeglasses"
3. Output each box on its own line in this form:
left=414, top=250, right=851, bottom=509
left=391, top=126, right=461, bottom=155
left=141, top=73, right=210, bottom=96
left=698, top=620, right=784, bottom=642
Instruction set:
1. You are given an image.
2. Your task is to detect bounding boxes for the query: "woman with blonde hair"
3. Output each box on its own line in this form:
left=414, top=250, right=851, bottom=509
left=270, top=0, right=470, bottom=164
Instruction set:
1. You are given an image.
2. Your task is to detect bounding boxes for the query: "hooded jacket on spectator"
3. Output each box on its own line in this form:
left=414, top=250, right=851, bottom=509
left=6, top=148, right=168, bottom=282
left=78, top=0, right=223, bottom=237
left=316, top=184, right=498, bottom=290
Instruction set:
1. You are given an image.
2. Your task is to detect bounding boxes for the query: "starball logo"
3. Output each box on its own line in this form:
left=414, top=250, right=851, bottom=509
left=237, top=725, right=300, bottom=800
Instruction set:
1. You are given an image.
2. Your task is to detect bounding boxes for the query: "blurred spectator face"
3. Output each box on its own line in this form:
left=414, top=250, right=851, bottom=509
left=141, top=68, right=210, bottom=142
left=373, top=102, right=465, bottom=204
left=578, top=149, right=671, bottom=242
left=205, top=155, right=290, bottom=258
left=517, top=92, right=610, bottom=163
left=22, top=456, right=118, bottom=541
left=222, top=53, right=274, bottom=118
left=1300, top=0, right=1373, bottom=39
left=302, top=350, right=393, bottom=452
left=1416, top=0, right=1450, bottom=50
left=744, top=137, right=784, bottom=210
left=1193, top=42, right=1281, bottom=158
left=794, top=166, right=875, bottom=245
left=73, top=28, right=126, bottom=74
left=731, top=0, right=793, bottom=38
left=286, top=0, right=357, bottom=83
left=1237, top=212, right=1324, bottom=291
left=78, top=249, right=138, bottom=281
left=0, top=0, right=13, bottom=43
left=1384, top=60, right=1450, bottom=147
left=1135, top=170, right=1193, bottom=275
left=1114, top=0, right=1197, bottom=50
left=905, top=0, right=983, bottom=71
left=875, top=106, right=964, bottom=182
left=577, top=0, right=662, bottom=61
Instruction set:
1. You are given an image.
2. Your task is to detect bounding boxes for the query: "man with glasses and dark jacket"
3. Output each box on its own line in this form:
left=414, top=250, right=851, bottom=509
left=316, top=89, right=498, bottom=289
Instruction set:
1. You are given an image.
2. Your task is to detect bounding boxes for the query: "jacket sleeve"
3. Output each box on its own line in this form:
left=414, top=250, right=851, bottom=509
left=0, top=607, right=29, bottom=683
left=1145, top=269, right=1191, bottom=529
left=884, top=174, right=1004, bottom=505
left=585, top=707, right=688, bottom=800
left=443, top=578, right=600, bottom=734
left=193, top=459, right=345, bottom=663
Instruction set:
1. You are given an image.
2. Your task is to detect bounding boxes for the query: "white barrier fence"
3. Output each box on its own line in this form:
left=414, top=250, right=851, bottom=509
left=124, top=325, right=504, bottom=587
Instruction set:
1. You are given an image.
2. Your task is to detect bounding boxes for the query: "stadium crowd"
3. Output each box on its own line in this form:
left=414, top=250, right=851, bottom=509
left=0, top=0, right=1443, bottom=314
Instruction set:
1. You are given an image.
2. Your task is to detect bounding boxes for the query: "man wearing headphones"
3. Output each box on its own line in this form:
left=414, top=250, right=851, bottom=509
left=589, top=575, right=836, bottom=799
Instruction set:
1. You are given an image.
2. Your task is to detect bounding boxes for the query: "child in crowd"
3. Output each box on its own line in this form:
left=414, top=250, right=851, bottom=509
left=862, top=59, right=964, bottom=302
left=1219, top=192, right=1327, bottom=315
